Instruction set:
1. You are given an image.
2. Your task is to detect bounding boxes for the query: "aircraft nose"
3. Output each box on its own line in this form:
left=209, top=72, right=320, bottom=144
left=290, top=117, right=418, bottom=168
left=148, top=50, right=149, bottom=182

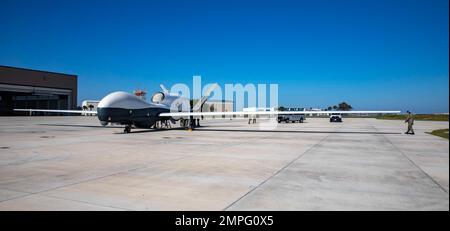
left=96, top=106, right=110, bottom=123
left=97, top=95, right=114, bottom=122
left=96, top=91, right=133, bottom=123
left=97, top=95, right=113, bottom=108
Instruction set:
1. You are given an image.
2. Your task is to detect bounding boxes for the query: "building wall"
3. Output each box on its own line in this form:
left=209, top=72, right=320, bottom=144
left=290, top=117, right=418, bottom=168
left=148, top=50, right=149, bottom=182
left=0, top=65, right=77, bottom=115
left=202, top=101, right=234, bottom=112
left=201, top=100, right=234, bottom=119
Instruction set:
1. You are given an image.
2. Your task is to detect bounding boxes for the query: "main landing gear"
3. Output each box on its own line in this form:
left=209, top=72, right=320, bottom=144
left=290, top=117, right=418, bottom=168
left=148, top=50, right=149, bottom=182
left=180, top=118, right=201, bottom=130
left=124, top=125, right=132, bottom=133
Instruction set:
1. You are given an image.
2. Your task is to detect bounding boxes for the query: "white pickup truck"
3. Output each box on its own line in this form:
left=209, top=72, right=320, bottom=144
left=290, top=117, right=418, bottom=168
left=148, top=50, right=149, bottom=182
left=278, top=108, right=306, bottom=123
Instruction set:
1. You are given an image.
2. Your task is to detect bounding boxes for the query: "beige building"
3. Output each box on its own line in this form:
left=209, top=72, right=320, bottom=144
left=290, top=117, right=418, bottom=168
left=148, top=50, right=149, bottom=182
left=198, top=100, right=234, bottom=119
left=201, top=100, right=234, bottom=112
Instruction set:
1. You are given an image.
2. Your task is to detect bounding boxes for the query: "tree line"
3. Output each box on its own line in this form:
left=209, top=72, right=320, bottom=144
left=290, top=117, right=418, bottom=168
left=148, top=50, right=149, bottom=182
left=278, top=102, right=353, bottom=111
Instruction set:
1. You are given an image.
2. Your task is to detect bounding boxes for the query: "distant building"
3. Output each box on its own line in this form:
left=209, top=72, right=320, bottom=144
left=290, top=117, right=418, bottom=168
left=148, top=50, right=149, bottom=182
left=202, top=100, right=234, bottom=112
left=81, top=100, right=100, bottom=116
left=0, top=65, right=77, bottom=116
left=244, top=107, right=276, bottom=118
left=243, top=107, right=276, bottom=112
left=201, top=100, right=234, bottom=118
left=306, top=108, right=322, bottom=117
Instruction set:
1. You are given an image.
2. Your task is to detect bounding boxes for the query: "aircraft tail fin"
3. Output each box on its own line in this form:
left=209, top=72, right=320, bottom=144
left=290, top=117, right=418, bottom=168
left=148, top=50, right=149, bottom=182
left=160, top=84, right=170, bottom=94
left=193, top=83, right=219, bottom=111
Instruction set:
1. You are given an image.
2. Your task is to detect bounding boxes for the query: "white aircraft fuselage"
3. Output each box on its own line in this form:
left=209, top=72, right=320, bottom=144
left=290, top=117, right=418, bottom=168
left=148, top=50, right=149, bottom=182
left=97, top=91, right=174, bottom=128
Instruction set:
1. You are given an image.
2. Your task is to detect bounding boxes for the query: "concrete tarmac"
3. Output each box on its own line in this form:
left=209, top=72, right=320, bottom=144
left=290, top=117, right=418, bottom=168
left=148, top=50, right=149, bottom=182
left=0, top=116, right=448, bottom=210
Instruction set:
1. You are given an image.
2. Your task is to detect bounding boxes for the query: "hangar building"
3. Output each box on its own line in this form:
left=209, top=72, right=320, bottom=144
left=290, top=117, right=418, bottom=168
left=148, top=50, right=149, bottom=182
left=0, top=65, right=77, bottom=115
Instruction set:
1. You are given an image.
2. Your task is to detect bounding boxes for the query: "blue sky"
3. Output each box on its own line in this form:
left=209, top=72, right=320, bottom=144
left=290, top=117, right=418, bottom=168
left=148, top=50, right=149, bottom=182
left=0, top=0, right=448, bottom=113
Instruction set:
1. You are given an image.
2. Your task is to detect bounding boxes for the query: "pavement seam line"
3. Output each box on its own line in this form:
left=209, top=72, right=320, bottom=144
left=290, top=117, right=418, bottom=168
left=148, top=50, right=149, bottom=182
left=0, top=153, right=198, bottom=208
left=0, top=128, right=268, bottom=209
left=39, top=193, right=133, bottom=211
left=4, top=193, right=132, bottom=211
left=373, top=125, right=449, bottom=194
left=222, top=133, right=332, bottom=211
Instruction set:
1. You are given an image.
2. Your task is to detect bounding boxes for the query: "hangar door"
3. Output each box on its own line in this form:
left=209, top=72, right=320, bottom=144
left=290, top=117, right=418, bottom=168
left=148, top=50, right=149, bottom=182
left=0, top=83, right=72, bottom=115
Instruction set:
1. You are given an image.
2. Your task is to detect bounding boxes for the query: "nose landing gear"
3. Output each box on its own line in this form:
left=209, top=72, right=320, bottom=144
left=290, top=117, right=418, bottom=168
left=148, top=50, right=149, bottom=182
left=124, top=125, right=131, bottom=133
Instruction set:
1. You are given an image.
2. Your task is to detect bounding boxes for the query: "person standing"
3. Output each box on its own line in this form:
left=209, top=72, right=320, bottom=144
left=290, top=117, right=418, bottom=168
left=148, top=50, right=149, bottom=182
left=404, top=111, right=415, bottom=135
left=248, top=114, right=256, bottom=124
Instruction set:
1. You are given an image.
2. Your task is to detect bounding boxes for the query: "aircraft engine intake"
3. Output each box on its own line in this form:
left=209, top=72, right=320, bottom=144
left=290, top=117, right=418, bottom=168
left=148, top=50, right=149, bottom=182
left=151, top=92, right=189, bottom=112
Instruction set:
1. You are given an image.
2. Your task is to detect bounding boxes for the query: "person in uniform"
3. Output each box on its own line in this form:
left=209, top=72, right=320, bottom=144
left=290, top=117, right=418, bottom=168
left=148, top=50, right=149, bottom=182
left=248, top=114, right=256, bottom=124
left=404, top=111, right=415, bottom=135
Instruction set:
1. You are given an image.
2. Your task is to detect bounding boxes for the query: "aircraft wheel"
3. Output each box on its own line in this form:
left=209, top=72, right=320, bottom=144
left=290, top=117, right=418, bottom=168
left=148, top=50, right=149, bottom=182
left=124, top=126, right=131, bottom=133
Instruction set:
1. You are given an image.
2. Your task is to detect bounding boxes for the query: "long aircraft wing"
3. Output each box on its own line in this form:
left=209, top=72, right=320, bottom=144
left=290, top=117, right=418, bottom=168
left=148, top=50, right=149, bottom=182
left=14, top=109, right=98, bottom=114
left=159, top=110, right=401, bottom=117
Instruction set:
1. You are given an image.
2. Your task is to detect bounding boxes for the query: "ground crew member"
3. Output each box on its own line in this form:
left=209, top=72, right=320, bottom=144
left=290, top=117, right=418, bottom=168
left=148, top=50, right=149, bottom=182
left=248, top=114, right=256, bottom=124
left=404, top=111, right=415, bottom=135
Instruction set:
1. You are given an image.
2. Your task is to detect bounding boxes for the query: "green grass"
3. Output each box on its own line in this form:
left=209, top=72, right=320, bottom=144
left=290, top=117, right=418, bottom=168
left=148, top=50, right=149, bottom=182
left=376, top=114, right=449, bottom=121
left=426, top=129, right=449, bottom=140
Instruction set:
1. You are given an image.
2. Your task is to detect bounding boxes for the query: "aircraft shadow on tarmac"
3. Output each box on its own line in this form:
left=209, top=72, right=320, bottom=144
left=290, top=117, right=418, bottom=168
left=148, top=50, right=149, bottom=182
left=38, top=123, right=184, bottom=134
left=38, top=124, right=122, bottom=128
left=38, top=124, right=400, bottom=135
left=115, top=128, right=186, bottom=134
